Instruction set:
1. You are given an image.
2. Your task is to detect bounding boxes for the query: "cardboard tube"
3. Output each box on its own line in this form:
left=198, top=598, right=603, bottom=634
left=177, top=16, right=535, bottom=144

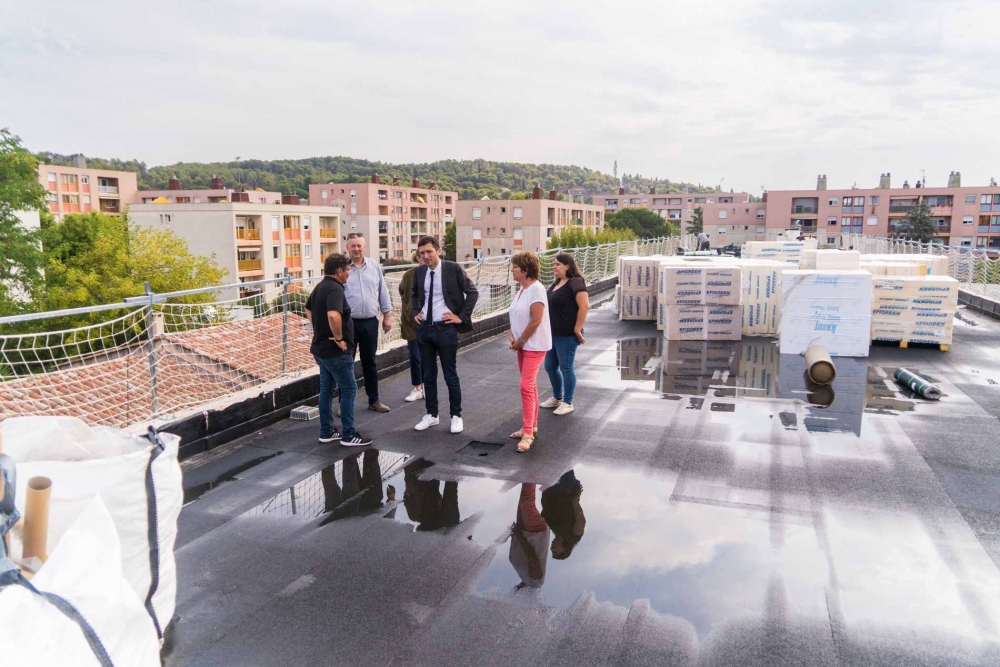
left=805, top=346, right=837, bottom=385
left=23, top=476, right=51, bottom=562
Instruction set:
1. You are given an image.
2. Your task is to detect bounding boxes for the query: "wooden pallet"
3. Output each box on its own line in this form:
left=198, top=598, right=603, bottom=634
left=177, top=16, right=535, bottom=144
left=872, top=339, right=949, bottom=352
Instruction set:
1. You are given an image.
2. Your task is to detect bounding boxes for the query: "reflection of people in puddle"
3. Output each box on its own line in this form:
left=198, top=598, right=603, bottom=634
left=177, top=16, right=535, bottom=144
left=320, top=449, right=384, bottom=519
left=403, top=460, right=460, bottom=531
left=541, top=471, right=586, bottom=560
left=509, top=483, right=550, bottom=589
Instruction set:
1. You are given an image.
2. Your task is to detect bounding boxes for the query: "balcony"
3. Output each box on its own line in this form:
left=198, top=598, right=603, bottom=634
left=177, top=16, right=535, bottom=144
left=319, top=228, right=338, bottom=239
left=285, top=256, right=302, bottom=269
left=378, top=224, right=388, bottom=234
left=791, top=206, right=817, bottom=215
left=99, top=200, right=121, bottom=214
left=238, top=258, right=262, bottom=272
left=99, top=185, right=119, bottom=195
left=284, top=227, right=301, bottom=241
left=236, top=228, right=261, bottom=242
left=378, top=239, right=388, bottom=250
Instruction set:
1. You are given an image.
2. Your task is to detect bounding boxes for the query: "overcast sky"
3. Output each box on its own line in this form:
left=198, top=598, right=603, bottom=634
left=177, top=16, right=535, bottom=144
left=3, top=0, right=998, bottom=193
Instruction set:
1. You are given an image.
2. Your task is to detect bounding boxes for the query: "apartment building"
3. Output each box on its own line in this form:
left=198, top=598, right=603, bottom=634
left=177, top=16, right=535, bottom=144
left=37, top=156, right=138, bottom=221
left=138, top=176, right=282, bottom=205
left=751, top=173, right=1000, bottom=249
left=454, top=187, right=605, bottom=260
left=593, top=187, right=753, bottom=233
left=129, top=202, right=343, bottom=294
left=308, top=176, right=456, bottom=262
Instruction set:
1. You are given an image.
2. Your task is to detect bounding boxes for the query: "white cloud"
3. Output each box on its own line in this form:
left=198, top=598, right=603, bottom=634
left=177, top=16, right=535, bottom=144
left=2, top=0, right=998, bottom=192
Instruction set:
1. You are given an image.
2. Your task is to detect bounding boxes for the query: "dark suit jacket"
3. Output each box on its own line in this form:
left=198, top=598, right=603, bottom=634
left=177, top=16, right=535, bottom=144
left=410, top=260, right=480, bottom=333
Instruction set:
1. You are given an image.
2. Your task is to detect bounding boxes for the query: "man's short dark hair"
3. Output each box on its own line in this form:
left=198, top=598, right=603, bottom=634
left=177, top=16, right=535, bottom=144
left=324, top=253, right=350, bottom=275
left=417, top=235, right=440, bottom=250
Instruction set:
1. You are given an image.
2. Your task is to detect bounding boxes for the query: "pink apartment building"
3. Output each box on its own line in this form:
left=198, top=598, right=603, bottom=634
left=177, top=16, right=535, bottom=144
left=593, top=187, right=753, bottom=234
left=138, top=176, right=282, bottom=205
left=308, top=176, right=457, bottom=262
left=455, top=187, right=605, bottom=260
left=37, top=156, right=138, bottom=221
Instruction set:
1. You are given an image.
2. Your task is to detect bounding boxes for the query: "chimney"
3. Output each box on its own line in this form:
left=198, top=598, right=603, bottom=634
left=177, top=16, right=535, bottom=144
left=549, top=190, right=558, bottom=201
left=948, top=171, right=961, bottom=188
left=72, top=154, right=87, bottom=169
left=371, top=173, right=380, bottom=184
left=429, top=182, right=437, bottom=190
left=649, top=186, right=656, bottom=195
left=532, top=186, right=543, bottom=200
left=816, top=174, right=827, bottom=191
left=392, top=177, right=400, bottom=186
left=903, top=180, right=910, bottom=189
left=210, top=175, right=224, bottom=190
left=878, top=173, right=891, bottom=189
left=618, top=187, right=625, bottom=195
left=168, top=176, right=181, bottom=190
left=282, top=194, right=300, bottom=205
left=412, top=179, right=420, bottom=189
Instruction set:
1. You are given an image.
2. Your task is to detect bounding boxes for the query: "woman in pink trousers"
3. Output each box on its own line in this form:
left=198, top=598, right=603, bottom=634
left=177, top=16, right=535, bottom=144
left=508, top=252, right=552, bottom=453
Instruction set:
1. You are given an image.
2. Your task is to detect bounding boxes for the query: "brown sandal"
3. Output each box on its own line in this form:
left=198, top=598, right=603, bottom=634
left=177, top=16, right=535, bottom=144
left=517, top=435, right=535, bottom=453
left=509, top=428, right=539, bottom=439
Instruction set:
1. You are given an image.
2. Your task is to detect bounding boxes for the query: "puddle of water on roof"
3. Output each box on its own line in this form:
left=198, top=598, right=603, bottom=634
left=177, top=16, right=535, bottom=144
left=183, top=451, right=283, bottom=504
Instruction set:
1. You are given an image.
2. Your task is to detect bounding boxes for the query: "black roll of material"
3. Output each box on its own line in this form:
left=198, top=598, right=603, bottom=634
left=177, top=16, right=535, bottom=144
left=894, top=368, right=942, bottom=400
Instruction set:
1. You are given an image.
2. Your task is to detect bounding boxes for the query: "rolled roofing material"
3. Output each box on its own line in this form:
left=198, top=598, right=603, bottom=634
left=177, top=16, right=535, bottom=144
left=894, top=368, right=942, bottom=400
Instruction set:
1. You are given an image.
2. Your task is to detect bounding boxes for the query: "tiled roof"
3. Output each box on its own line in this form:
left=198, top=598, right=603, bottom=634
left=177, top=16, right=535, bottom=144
left=0, top=313, right=316, bottom=428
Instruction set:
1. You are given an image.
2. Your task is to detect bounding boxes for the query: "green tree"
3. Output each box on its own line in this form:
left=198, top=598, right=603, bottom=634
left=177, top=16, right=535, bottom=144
left=689, top=206, right=704, bottom=235
left=892, top=202, right=936, bottom=244
left=547, top=227, right=636, bottom=250
left=0, top=128, right=46, bottom=314
left=443, top=221, right=457, bottom=260
left=40, top=211, right=226, bottom=315
left=606, top=208, right=675, bottom=239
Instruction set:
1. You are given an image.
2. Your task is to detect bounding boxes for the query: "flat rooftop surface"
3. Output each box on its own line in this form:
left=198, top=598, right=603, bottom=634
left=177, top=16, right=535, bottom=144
left=166, top=301, right=1000, bottom=667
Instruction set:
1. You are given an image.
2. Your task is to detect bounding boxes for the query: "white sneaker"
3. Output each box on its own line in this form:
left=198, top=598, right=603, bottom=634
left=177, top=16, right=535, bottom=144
left=540, top=397, right=563, bottom=409
left=405, top=389, right=424, bottom=402
left=450, top=416, right=464, bottom=434
left=553, top=403, right=574, bottom=416
left=414, top=414, right=439, bottom=431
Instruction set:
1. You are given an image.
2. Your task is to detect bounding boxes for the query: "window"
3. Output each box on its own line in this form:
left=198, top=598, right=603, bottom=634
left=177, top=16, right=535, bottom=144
left=867, top=216, right=878, bottom=226
left=273, top=247, right=281, bottom=259
left=669, top=198, right=682, bottom=205
left=307, top=270, right=314, bottom=278
left=486, top=227, right=491, bottom=235
left=513, top=228, right=522, bottom=240
left=304, top=245, right=312, bottom=258
left=473, top=228, right=481, bottom=240
left=966, top=194, right=976, bottom=204
left=486, top=206, right=491, bottom=214
left=828, top=198, right=839, bottom=206
left=869, top=196, right=880, bottom=206
left=963, top=216, right=974, bottom=225
left=47, top=172, right=56, bottom=183
left=500, top=207, right=506, bottom=213
left=757, top=208, right=766, bottom=219
left=59, top=174, right=78, bottom=185
left=194, top=197, right=201, bottom=203
left=629, top=198, right=641, bottom=204
left=694, top=197, right=707, bottom=204
left=350, top=202, right=357, bottom=214
left=500, top=227, right=506, bottom=235
left=46, top=192, right=57, bottom=202
left=513, top=206, right=523, bottom=219
left=961, top=238, right=972, bottom=247
left=718, top=209, right=727, bottom=219
left=350, top=189, right=356, bottom=198
left=321, top=189, right=328, bottom=199
left=271, top=215, right=279, bottom=230
left=547, top=228, right=553, bottom=238
left=842, top=217, right=851, bottom=226
left=472, top=207, right=482, bottom=219
left=61, top=194, right=79, bottom=204
left=853, top=217, right=863, bottom=227
left=828, top=217, right=838, bottom=226
left=285, top=244, right=301, bottom=257
left=80, top=176, right=89, bottom=185
left=275, top=273, right=283, bottom=279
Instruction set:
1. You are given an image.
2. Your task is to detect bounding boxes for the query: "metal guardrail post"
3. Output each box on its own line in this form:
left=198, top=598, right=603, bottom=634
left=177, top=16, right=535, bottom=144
left=144, top=281, right=160, bottom=418
left=281, top=267, right=290, bottom=375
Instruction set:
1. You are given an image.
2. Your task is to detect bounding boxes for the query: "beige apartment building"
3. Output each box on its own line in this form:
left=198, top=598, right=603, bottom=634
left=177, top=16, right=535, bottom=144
left=37, top=156, right=138, bottom=221
left=308, top=176, right=456, bottom=262
left=592, top=187, right=753, bottom=234
left=129, top=202, right=343, bottom=294
left=138, top=176, right=283, bottom=205
left=455, top=188, right=605, bottom=260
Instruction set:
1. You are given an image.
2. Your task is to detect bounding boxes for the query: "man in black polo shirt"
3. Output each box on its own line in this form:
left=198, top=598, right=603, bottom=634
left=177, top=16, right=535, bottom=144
left=305, top=253, right=372, bottom=447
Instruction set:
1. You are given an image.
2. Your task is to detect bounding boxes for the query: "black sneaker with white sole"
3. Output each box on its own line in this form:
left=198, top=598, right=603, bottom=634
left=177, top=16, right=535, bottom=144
left=318, top=430, right=341, bottom=443
left=340, top=433, right=373, bottom=447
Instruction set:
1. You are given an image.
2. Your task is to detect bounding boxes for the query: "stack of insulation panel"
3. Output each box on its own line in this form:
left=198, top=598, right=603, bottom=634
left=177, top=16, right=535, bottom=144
left=742, top=239, right=818, bottom=266
left=859, top=254, right=949, bottom=276
left=870, top=275, right=959, bottom=347
left=779, top=270, right=874, bottom=357
left=617, top=256, right=662, bottom=321
left=738, top=259, right=786, bottom=337
left=656, top=259, right=742, bottom=340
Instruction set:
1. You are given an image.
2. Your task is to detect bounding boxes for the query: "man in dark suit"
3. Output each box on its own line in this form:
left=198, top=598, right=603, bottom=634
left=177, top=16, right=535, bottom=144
left=410, top=235, right=479, bottom=434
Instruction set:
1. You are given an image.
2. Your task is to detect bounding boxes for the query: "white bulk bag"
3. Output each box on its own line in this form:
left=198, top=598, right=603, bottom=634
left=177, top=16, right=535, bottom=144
left=0, top=496, right=161, bottom=667
left=1, top=416, right=182, bottom=638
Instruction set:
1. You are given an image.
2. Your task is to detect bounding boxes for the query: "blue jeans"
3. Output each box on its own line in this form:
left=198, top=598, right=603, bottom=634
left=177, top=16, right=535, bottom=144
left=544, top=336, right=580, bottom=404
left=407, top=339, right=423, bottom=387
left=315, top=354, right=358, bottom=438
left=417, top=323, right=461, bottom=418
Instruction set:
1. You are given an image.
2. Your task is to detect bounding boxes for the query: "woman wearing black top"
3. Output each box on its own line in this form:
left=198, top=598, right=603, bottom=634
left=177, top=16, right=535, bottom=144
left=541, top=253, right=590, bottom=416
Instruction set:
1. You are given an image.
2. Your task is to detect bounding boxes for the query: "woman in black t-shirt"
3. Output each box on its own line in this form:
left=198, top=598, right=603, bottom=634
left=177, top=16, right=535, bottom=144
left=541, top=253, right=590, bottom=416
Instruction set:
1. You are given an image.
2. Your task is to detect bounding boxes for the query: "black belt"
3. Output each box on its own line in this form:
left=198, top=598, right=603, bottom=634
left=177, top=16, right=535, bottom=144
left=421, top=320, right=454, bottom=328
